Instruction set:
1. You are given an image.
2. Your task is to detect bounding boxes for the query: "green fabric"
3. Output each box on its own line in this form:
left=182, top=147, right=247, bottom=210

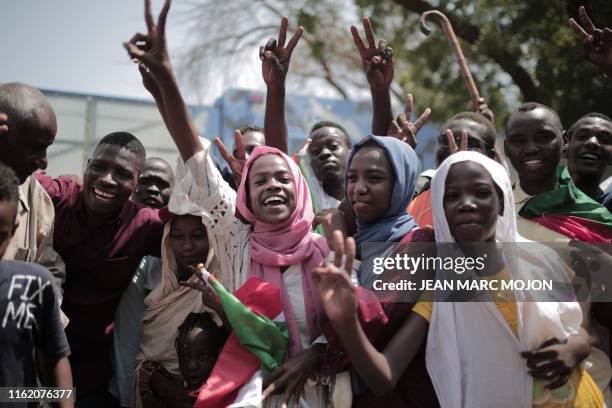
left=209, top=277, right=289, bottom=373
left=519, top=166, right=612, bottom=228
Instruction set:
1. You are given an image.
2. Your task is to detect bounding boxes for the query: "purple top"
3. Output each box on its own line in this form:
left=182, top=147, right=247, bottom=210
left=36, top=173, right=166, bottom=394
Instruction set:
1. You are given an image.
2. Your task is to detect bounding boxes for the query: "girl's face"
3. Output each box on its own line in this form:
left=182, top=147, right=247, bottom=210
left=346, top=146, right=394, bottom=224
left=443, top=162, right=502, bottom=243
left=170, top=215, right=210, bottom=270
left=177, top=327, right=219, bottom=390
left=247, top=154, right=296, bottom=224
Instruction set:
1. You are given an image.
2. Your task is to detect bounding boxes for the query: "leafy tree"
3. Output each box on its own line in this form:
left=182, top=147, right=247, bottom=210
left=178, top=0, right=612, bottom=128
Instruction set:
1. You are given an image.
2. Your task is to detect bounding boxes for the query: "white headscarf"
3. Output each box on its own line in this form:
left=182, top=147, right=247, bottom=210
left=426, top=151, right=582, bottom=408
left=132, top=158, right=225, bottom=408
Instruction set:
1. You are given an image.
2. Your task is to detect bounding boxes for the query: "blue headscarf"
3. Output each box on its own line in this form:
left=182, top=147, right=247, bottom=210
left=345, top=135, right=419, bottom=256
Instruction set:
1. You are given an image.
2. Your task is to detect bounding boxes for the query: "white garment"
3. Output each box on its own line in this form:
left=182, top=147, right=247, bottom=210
left=427, top=151, right=583, bottom=408
left=171, top=142, right=348, bottom=408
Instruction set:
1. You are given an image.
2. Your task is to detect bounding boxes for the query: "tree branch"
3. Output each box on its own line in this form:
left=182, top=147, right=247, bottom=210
left=391, top=0, right=542, bottom=102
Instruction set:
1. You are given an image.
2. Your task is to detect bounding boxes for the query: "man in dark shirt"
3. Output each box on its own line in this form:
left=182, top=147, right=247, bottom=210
left=35, top=132, right=168, bottom=402
left=0, top=163, right=72, bottom=408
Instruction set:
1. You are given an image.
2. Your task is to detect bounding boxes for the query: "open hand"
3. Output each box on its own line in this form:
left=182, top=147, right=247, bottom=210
left=260, top=17, right=304, bottom=89
left=386, top=94, right=431, bottom=148
left=123, top=0, right=172, bottom=79
left=351, top=17, right=394, bottom=91
left=569, top=6, right=612, bottom=78
left=313, top=231, right=357, bottom=325
left=215, top=130, right=247, bottom=187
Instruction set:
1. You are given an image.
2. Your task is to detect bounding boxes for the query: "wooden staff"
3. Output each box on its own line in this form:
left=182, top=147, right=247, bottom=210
left=420, top=10, right=481, bottom=111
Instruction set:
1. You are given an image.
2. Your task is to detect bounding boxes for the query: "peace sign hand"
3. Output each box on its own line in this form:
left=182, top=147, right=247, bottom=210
left=313, top=231, right=357, bottom=326
left=386, top=94, right=432, bottom=149
left=215, top=130, right=247, bottom=187
left=123, top=0, right=172, bottom=79
left=445, top=128, right=469, bottom=155
left=260, top=17, right=304, bottom=89
left=569, top=6, right=612, bottom=78
left=351, top=17, right=394, bottom=91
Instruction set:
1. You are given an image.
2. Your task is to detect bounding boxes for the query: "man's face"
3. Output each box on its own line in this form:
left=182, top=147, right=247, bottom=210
left=307, top=126, right=350, bottom=184
left=436, top=118, right=493, bottom=166
left=0, top=202, right=17, bottom=259
left=132, top=159, right=174, bottom=208
left=504, top=108, right=563, bottom=184
left=234, top=130, right=265, bottom=159
left=0, top=107, right=57, bottom=183
left=82, top=144, right=143, bottom=216
left=567, top=117, right=612, bottom=182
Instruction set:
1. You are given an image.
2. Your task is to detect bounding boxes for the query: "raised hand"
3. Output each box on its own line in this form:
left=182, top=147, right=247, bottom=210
left=214, top=130, right=247, bottom=187
left=569, top=6, right=612, bottom=77
left=260, top=17, right=304, bottom=89
left=138, top=63, right=162, bottom=100
left=313, top=231, right=357, bottom=325
left=386, top=94, right=432, bottom=149
left=179, top=266, right=221, bottom=311
left=445, top=128, right=468, bottom=155
left=123, top=0, right=172, bottom=79
left=313, top=208, right=348, bottom=246
left=351, top=17, right=394, bottom=91
left=477, top=97, right=495, bottom=124
left=179, top=265, right=229, bottom=328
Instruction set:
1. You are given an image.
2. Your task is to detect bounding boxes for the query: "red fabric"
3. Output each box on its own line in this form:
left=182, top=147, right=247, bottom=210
left=195, top=278, right=282, bottom=408
left=529, top=214, right=612, bottom=243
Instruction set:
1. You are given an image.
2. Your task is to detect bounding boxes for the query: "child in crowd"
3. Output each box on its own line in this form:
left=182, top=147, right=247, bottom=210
left=138, top=312, right=228, bottom=408
left=0, top=163, right=73, bottom=408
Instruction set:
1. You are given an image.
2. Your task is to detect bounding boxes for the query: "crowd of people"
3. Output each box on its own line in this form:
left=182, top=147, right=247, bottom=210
left=1, top=1, right=612, bottom=407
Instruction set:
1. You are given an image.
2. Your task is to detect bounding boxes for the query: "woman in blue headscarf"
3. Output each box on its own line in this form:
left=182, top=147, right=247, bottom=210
left=344, top=135, right=421, bottom=286
left=321, top=135, right=439, bottom=407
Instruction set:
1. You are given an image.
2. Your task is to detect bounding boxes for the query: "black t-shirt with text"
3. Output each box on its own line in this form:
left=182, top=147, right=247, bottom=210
left=0, top=260, right=70, bottom=387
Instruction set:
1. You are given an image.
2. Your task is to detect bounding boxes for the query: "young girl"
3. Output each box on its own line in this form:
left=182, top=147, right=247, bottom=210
left=134, top=207, right=226, bottom=407
left=315, top=151, right=603, bottom=407
left=344, top=135, right=419, bottom=287
left=138, top=312, right=228, bottom=408
left=123, top=2, right=349, bottom=405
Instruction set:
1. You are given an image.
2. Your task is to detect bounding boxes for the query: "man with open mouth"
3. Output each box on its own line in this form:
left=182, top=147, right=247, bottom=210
left=35, top=132, right=171, bottom=404
left=505, top=102, right=612, bottom=243
left=566, top=113, right=612, bottom=212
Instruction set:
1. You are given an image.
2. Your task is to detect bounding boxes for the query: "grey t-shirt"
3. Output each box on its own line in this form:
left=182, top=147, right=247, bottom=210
left=109, top=256, right=162, bottom=407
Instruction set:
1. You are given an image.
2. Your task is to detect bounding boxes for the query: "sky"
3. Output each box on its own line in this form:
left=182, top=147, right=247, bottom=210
left=0, top=0, right=265, bottom=104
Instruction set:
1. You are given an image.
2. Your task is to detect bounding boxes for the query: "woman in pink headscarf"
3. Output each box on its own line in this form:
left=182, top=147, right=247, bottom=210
left=166, top=132, right=352, bottom=405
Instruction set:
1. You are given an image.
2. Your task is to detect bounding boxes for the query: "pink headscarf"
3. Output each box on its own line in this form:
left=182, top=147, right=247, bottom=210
left=236, top=146, right=329, bottom=356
